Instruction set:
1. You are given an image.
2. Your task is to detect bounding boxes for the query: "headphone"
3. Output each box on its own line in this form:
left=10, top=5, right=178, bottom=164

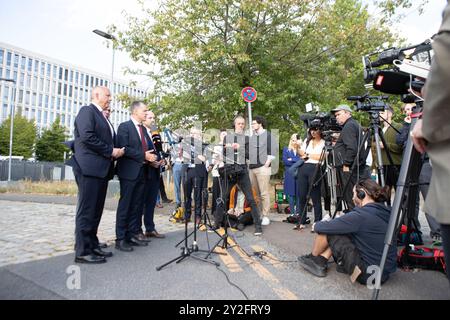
left=356, top=189, right=366, bottom=200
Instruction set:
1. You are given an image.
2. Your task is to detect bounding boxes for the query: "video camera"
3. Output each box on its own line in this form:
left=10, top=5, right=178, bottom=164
left=300, top=112, right=341, bottom=132
left=347, top=94, right=389, bottom=112
left=363, top=38, right=433, bottom=96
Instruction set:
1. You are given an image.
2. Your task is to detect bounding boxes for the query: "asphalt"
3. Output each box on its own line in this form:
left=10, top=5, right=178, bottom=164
left=0, top=193, right=449, bottom=300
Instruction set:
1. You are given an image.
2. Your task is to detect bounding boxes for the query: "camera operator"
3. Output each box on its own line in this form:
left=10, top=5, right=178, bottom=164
left=373, top=106, right=403, bottom=192
left=296, top=127, right=325, bottom=229
left=331, top=105, right=368, bottom=211
left=411, top=0, right=450, bottom=284
left=297, top=179, right=397, bottom=284
left=214, top=115, right=263, bottom=236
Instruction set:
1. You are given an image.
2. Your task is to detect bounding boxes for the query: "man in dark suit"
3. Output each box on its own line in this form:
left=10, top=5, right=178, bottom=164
left=67, top=86, right=124, bottom=264
left=115, top=101, right=159, bottom=251
left=140, top=110, right=166, bottom=239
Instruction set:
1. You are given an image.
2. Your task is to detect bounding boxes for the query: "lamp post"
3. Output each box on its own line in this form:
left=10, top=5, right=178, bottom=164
left=93, top=29, right=116, bottom=88
left=0, top=77, right=17, bottom=182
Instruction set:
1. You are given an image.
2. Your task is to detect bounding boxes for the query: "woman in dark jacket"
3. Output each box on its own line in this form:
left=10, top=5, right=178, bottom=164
left=282, top=134, right=302, bottom=215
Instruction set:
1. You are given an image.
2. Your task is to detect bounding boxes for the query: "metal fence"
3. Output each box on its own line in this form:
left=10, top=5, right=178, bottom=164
left=0, top=160, right=67, bottom=181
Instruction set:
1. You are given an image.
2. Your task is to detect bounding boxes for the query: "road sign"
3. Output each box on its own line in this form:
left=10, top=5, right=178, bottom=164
left=241, top=87, right=257, bottom=103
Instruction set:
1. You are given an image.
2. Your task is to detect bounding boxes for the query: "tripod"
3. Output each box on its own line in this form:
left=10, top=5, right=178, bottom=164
left=372, top=103, right=424, bottom=299
left=156, top=167, right=220, bottom=271
left=294, top=134, right=341, bottom=229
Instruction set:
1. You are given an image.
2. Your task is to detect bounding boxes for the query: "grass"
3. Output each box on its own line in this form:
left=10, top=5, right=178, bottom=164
left=1, top=180, right=78, bottom=196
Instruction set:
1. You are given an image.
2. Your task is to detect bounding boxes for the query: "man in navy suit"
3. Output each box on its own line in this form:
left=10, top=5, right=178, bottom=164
left=115, top=101, right=159, bottom=251
left=141, top=110, right=166, bottom=239
left=67, top=86, right=124, bottom=264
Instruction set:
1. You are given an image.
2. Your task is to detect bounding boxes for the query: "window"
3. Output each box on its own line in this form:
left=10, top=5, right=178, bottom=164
left=61, top=114, right=66, bottom=126
left=34, top=60, right=39, bottom=74
left=5, top=68, right=10, bottom=79
left=79, top=73, right=83, bottom=86
left=25, top=91, right=30, bottom=105
left=69, top=70, right=73, bottom=82
left=3, top=85, right=10, bottom=102
left=18, top=90, right=23, bottom=104
left=69, top=85, right=72, bottom=97
left=38, top=94, right=43, bottom=107
left=41, top=62, right=45, bottom=77
left=0, top=49, right=4, bottom=65
left=63, top=84, right=67, bottom=96
left=59, top=67, right=63, bottom=80
left=53, top=65, right=58, bottom=79
left=0, top=67, right=2, bottom=77
left=20, top=56, right=26, bottom=70
left=20, top=72, right=25, bottom=87
left=26, top=75, right=31, bottom=88
left=43, top=111, right=48, bottom=123
left=28, top=59, right=33, bottom=72
left=32, top=76, right=37, bottom=91
left=13, top=71, right=17, bottom=82
left=2, top=104, right=8, bottom=120
left=85, top=74, right=89, bottom=86
left=64, top=69, right=68, bottom=81
left=14, top=54, right=19, bottom=68
left=45, top=80, right=50, bottom=93
left=57, top=97, right=61, bottom=110
left=6, top=51, right=12, bottom=66
left=45, top=95, right=49, bottom=108
left=46, top=64, right=51, bottom=78
left=39, top=78, right=44, bottom=92
left=32, top=93, right=37, bottom=106
left=58, top=83, right=62, bottom=95
left=37, top=110, right=42, bottom=123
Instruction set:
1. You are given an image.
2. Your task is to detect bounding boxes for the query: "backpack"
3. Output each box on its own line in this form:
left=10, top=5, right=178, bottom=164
left=397, top=246, right=446, bottom=274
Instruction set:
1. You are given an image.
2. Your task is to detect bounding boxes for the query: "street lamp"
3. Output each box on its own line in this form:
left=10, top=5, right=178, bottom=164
left=93, top=29, right=116, bottom=88
left=0, top=77, right=17, bottom=182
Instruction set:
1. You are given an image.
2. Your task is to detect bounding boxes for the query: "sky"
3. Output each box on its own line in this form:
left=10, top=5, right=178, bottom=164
left=0, top=0, right=447, bottom=91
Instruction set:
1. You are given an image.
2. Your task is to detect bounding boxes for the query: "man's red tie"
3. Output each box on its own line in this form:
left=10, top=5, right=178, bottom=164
left=139, top=125, right=148, bottom=153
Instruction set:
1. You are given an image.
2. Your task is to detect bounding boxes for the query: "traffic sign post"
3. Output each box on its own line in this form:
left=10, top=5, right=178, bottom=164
left=241, top=87, right=257, bottom=136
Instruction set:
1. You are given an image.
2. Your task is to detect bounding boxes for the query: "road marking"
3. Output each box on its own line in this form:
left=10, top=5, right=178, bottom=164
left=251, top=245, right=283, bottom=269
left=216, top=229, right=298, bottom=300
left=215, top=247, right=243, bottom=273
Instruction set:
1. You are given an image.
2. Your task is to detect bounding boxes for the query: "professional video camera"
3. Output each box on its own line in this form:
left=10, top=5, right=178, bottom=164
left=363, top=38, right=433, bottom=95
left=347, top=94, right=389, bottom=112
left=300, top=103, right=342, bottom=132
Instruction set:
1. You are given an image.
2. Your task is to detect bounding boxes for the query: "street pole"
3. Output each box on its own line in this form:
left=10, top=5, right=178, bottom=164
left=93, top=29, right=116, bottom=90
left=0, top=78, right=16, bottom=182
left=248, top=102, right=253, bottom=137
left=111, top=45, right=115, bottom=87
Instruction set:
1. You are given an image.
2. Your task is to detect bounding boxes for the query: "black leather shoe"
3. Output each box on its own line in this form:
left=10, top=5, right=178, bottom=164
left=98, top=242, right=108, bottom=249
left=93, top=248, right=113, bottom=258
left=115, top=240, right=134, bottom=252
left=128, top=237, right=148, bottom=246
left=75, top=254, right=106, bottom=264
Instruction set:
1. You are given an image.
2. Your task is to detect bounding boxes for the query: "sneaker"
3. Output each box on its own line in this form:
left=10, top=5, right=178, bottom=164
left=261, top=217, right=270, bottom=226
left=254, top=226, right=263, bottom=236
left=297, top=254, right=327, bottom=277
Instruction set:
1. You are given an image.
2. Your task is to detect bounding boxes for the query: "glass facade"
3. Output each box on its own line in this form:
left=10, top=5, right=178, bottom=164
left=0, top=42, right=149, bottom=137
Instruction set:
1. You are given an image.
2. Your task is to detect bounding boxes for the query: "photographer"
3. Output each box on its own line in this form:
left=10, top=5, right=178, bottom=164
left=411, top=0, right=450, bottom=285
left=332, top=105, right=368, bottom=210
left=214, top=115, right=263, bottom=236
left=297, top=179, right=397, bottom=284
left=296, top=127, right=325, bottom=229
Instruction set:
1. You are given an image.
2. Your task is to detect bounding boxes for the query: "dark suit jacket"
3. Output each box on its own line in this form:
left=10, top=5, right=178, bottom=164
left=66, top=104, right=115, bottom=179
left=116, top=120, right=159, bottom=181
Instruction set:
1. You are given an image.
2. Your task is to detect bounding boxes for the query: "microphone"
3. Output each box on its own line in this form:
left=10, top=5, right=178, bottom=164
left=150, top=124, right=165, bottom=160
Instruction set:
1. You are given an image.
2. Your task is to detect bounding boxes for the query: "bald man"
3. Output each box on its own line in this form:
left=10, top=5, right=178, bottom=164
left=67, top=86, right=124, bottom=264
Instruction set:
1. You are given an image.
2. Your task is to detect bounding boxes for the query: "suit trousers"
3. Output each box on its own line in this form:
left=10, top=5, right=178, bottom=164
left=142, top=175, right=160, bottom=233
left=116, top=167, right=146, bottom=240
left=74, top=173, right=109, bottom=256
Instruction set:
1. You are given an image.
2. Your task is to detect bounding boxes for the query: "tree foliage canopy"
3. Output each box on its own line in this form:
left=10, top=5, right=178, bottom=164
left=113, top=0, right=427, bottom=145
left=35, top=117, right=69, bottom=162
left=0, top=114, right=37, bottom=159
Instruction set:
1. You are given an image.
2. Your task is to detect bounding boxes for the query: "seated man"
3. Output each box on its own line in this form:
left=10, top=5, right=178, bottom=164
left=227, top=184, right=259, bottom=231
left=297, top=179, right=397, bottom=285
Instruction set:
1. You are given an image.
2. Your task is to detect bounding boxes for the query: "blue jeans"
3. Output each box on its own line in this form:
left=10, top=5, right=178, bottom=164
left=288, top=195, right=299, bottom=215
left=173, top=163, right=183, bottom=206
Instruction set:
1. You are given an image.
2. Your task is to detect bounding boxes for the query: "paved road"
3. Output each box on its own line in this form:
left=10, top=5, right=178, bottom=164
left=0, top=194, right=448, bottom=300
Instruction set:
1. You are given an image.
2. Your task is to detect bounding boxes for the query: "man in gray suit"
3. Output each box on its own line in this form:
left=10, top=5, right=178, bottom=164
left=411, top=1, right=450, bottom=285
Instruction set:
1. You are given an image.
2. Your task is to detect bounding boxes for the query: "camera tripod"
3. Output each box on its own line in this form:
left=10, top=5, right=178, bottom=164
left=294, top=136, right=338, bottom=229
left=372, top=103, right=425, bottom=299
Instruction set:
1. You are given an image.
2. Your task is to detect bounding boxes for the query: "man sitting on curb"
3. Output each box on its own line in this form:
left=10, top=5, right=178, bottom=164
left=297, top=179, right=397, bottom=285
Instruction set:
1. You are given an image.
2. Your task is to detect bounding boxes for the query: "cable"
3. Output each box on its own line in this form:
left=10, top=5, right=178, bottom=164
left=215, top=265, right=249, bottom=300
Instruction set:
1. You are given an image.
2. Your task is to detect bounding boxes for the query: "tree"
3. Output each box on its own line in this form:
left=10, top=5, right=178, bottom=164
left=35, top=117, right=69, bottom=162
left=112, top=0, right=426, bottom=161
left=0, top=114, right=37, bottom=159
